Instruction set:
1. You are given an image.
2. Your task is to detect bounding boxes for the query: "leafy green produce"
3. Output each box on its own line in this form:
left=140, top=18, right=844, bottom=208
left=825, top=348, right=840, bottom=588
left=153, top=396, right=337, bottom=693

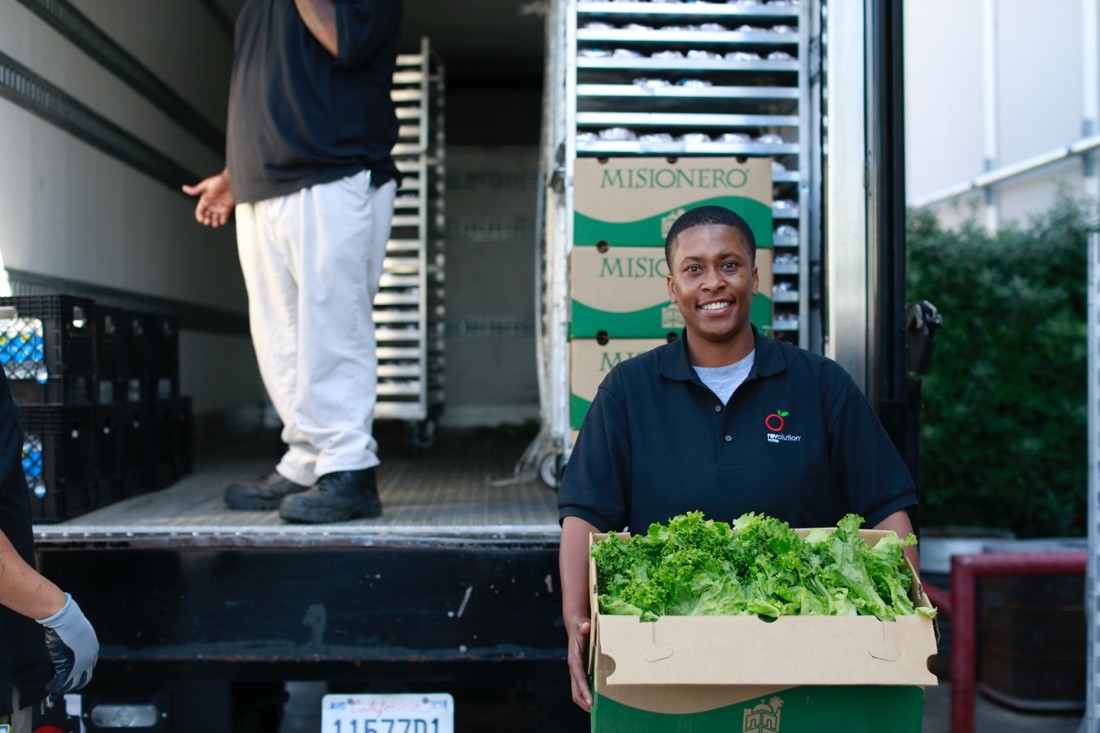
left=591, top=511, right=935, bottom=622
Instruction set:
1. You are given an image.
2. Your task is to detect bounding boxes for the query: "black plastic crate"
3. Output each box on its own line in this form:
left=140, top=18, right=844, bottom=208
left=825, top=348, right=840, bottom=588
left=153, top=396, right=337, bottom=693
left=152, top=312, right=180, bottom=400
left=19, top=404, right=94, bottom=522
left=153, top=396, right=192, bottom=489
left=94, top=305, right=129, bottom=404
left=91, top=403, right=126, bottom=504
left=119, top=401, right=155, bottom=497
left=125, top=311, right=156, bottom=403
left=28, top=484, right=98, bottom=525
left=0, top=295, right=96, bottom=405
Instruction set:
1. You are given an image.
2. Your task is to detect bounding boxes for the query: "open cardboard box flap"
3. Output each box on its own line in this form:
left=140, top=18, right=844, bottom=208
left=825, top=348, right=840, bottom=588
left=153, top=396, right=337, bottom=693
left=589, top=528, right=939, bottom=689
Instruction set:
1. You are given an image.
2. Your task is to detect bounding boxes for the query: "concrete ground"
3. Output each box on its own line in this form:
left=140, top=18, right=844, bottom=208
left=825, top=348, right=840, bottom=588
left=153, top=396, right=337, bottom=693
left=922, top=681, right=1083, bottom=733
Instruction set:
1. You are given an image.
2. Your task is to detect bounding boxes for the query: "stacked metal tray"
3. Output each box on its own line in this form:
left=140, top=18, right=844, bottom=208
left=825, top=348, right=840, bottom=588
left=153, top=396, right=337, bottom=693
left=376, top=37, right=446, bottom=451
left=572, top=0, right=807, bottom=340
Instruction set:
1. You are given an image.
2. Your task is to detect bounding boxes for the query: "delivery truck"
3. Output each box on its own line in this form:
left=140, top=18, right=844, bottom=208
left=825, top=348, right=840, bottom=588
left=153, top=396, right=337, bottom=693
left=0, top=0, right=935, bottom=729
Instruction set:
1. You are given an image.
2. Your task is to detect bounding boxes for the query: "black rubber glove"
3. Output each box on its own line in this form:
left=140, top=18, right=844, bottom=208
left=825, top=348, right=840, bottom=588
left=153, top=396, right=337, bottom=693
left=35, top=593, right=99, bottom=694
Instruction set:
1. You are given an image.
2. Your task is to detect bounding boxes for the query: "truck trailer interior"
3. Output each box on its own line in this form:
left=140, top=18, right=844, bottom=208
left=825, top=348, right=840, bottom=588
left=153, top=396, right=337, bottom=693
left=0, top=0, right=917, bottom=729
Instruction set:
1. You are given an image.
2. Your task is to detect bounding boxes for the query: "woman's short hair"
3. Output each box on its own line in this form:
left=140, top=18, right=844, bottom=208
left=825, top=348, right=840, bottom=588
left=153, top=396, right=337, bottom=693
left=664, top=205, right=756, bottom=266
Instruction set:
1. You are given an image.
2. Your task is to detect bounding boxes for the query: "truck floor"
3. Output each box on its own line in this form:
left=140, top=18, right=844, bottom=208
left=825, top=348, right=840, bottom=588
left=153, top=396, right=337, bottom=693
left=34, top=422, right=561, bottom=546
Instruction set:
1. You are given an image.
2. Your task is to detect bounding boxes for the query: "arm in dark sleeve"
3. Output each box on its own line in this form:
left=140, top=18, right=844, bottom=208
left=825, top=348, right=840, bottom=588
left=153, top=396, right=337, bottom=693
left=334, top=0, right=402, bottom=67
left=0, top=369, right=64, bottom=617
left=0, top=370, right=55, bottom=703
left=294, top=0, right=338, bottom=56
left=557, top=374, right=632, bottom=532
left=0, top=395, right=66, bottom=614
left=826, top=367, right=918, bottom=527
left=292, top=0, right=400, bottom=66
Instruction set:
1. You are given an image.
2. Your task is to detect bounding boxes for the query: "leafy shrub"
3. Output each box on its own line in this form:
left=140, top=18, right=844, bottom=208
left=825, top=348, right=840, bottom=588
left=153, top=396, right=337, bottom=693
left=906, top=193, right=1095, bottom=537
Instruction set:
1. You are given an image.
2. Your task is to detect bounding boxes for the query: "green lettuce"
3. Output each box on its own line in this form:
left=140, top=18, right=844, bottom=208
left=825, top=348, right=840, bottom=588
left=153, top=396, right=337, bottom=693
left=591, top=511, right=936, bottom=622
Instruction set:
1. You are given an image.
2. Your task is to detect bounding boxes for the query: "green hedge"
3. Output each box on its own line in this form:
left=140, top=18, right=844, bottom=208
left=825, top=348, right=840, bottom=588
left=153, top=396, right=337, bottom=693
left=906, top=194, right=1094, bottom=537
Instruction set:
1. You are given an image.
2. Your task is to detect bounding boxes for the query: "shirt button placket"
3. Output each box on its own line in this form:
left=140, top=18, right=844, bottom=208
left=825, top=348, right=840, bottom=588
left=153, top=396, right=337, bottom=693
left=717, top=404, right=733, bottom=447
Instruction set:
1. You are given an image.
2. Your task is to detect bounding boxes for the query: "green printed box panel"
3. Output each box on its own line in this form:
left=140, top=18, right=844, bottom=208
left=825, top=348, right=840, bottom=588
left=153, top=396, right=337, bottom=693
left=570, top=293, right=774, bottom=341
left=591, top=685, right=924, bottom=733
left=569, top=245, right=774, bottom=339
left=574, top=157, right=774, bottom=249
left=570, top=338, right=670, bottom=430
left=575, top=196, right=775, bottom=250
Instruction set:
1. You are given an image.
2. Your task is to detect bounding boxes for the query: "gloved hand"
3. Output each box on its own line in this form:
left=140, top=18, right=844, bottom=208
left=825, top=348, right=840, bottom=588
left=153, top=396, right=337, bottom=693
left=35, top=593, right=99, bottom=694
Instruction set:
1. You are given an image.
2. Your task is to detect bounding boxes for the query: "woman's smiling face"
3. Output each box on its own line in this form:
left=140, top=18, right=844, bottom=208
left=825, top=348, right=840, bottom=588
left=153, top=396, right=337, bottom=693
left=666, top=223, right=758, bottom=364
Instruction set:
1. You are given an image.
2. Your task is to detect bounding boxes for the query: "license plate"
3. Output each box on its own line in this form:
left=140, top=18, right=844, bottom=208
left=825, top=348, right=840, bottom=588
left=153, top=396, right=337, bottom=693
left=321, top=693, right=454, bottom=733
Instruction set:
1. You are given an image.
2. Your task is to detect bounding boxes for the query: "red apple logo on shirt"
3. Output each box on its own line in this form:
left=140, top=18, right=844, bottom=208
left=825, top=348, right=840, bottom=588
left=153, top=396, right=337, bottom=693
left=765, top=410, right=788, bottom=432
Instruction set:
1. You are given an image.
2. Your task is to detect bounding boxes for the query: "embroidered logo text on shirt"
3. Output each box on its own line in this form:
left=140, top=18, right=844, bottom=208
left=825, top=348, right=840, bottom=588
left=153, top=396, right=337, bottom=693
left=765, top=409, right=802, bottom=443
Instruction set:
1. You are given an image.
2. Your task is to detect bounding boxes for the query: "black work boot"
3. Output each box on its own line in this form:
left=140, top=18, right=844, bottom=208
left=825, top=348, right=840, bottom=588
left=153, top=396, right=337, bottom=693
left=225, top=471, right=309, bottom=510
left=278, top=468, right=382, bottom=523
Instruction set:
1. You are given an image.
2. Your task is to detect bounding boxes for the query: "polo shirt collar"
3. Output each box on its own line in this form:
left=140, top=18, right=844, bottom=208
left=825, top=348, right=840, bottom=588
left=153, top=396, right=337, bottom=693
left=658, top=326, right=787, bottom=383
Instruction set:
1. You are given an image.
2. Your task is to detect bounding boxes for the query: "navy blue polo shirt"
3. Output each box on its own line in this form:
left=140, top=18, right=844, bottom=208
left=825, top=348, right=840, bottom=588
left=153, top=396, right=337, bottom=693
left=558, top=328, right=917, bottom=533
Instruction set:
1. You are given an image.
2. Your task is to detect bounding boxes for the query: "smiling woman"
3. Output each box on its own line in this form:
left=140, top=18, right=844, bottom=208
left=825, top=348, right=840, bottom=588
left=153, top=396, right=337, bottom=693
left=664, top=207, right=759, bottom=368
left=558, top=196, right=922, bottom=713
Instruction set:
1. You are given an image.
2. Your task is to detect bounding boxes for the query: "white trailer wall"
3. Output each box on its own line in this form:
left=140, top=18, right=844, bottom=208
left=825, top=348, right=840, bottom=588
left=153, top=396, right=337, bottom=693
left=0, top=0, right=263, bottom=416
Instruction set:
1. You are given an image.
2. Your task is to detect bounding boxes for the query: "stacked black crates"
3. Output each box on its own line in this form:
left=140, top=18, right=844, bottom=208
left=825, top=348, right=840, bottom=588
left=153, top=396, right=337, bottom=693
left=112, top=308, right=192, bottom=497
left=0, top=295, right=191, bottom=522
left=1, top=295, right=96, bottom=405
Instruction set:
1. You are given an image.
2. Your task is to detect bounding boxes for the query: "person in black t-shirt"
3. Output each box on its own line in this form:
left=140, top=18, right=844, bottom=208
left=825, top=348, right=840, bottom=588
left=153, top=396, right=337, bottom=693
left=184, top=0, right=403, bottom=523
left=0, top=372, right=98, bottom=731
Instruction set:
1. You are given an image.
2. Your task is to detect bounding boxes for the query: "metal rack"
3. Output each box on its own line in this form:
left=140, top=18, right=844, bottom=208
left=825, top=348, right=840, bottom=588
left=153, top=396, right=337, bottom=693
left=376, top=37, right=446, bottom=452
left=1089, top=231, right=1100, bottom=732
left=528, top=0, right=814, bottom=485
left=572, top=0, right=809, bottom=341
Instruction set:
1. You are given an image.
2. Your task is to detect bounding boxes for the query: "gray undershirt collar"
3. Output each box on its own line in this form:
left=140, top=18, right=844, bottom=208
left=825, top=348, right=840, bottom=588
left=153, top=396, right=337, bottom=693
left=693, top=350, right=756, bottom=404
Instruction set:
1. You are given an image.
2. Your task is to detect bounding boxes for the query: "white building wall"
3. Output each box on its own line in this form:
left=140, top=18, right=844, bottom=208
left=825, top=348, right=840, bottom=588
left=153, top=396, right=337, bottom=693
left=905, top=0, right=1099, bottom=227
left=904, top=0, right=986, bottom=206
left=995, top=1, right=1083, bottom=164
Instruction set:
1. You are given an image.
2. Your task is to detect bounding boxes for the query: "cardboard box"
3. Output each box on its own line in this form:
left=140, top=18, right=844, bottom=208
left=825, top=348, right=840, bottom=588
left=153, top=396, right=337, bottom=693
left=570, top=337, right=671, bottom=429
left=574, top=157, right=774, bottom=249
left=588, top=529, right=938, bottom=732
left=569, top=245, right=773, bottom=338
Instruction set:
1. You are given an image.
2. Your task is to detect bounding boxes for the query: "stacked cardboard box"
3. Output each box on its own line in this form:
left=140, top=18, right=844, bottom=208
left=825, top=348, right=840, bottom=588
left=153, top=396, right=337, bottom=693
left=588, top=529, right=939, bottom=732
left=569, top=157, right=774, bottom=430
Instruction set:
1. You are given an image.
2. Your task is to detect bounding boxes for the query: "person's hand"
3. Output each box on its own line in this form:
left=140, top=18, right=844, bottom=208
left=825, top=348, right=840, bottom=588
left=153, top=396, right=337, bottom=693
left=35, top=593, right=99, bottom=694
left=182, top=171, right=235, bottom=228
left=566, top=614, right=593, bottom=712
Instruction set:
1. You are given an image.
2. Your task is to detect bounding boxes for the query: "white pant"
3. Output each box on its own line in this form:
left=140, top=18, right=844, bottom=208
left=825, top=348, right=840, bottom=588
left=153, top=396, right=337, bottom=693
left=8, top=688, right=29, bottom=733
left=235, top=171, right=396, bottom=486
